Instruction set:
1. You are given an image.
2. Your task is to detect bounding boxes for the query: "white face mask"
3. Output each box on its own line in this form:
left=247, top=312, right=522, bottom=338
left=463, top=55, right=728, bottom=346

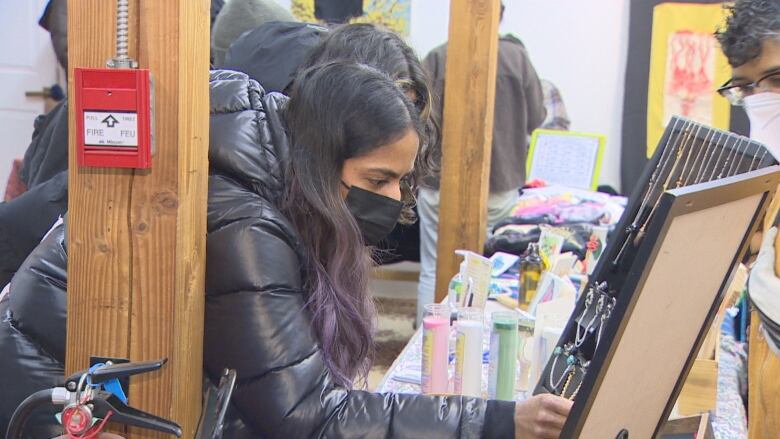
left=744, top=92, right=780, bottom=161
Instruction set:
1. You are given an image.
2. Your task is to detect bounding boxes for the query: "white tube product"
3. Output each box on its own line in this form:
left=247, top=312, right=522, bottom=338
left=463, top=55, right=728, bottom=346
left=454, top=308, right=484, bottom=397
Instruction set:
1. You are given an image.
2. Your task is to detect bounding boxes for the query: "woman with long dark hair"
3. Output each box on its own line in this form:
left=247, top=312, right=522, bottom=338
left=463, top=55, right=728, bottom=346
left=212, top=59, right=571, bottom=439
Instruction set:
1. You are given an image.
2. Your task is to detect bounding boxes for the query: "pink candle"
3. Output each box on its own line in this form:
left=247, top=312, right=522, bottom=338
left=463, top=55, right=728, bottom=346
left=422, top=304, right=450, bottom=394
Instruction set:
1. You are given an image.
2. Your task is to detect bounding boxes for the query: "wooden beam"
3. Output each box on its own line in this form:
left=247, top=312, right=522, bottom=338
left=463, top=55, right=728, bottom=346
left=434, top=0, right=501, bottom=303
left=66, top=0, right=136, bottom=386
left=749, top=189, right=780, bottom=439
left=749, top=311, right=780, bottom=439
left=66, top=1, right=210, bottom=438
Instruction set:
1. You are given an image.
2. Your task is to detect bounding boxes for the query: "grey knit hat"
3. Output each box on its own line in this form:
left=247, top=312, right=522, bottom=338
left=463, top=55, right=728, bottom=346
left=211, top=0, right=297, bottom=67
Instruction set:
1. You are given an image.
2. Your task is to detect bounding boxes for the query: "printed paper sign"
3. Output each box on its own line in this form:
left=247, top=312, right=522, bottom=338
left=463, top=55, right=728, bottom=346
left=84, top=111, right=138, bottom=147
left=526, top=129, right=606, bottom=190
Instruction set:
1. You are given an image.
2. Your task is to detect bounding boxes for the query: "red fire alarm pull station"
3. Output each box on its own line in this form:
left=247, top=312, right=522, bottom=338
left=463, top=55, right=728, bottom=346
left=74, top=0, right=153, bottom=169
left=74, top=68, right=152, bottom=169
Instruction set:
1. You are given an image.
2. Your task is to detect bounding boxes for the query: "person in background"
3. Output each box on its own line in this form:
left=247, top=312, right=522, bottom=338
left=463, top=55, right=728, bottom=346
left=211, top=0, right=297, bottom=67
left=540, top=79, right=571, bottom=131
left=1, top=24, right=571, bottom=439
left=38, top=0, right=67, bottom=72
left=222, top=21, right=328, bottom=94
left=37, top=0, right=226, bottom=73
left=0, top=0, right=231, bottom=287
left=716, top=0, right=780, bottom=355
left=417, top=1, right=546, bottom=323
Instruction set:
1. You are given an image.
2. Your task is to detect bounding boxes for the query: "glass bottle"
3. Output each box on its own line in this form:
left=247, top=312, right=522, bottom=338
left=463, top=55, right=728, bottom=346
left=519, top=243, right=543, bottom=310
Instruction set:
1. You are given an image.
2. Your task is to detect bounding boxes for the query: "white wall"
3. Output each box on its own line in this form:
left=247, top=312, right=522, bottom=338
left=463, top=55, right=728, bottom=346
left=272, top=0, right=631, bottom=189
left=502, top=1, right=631, bottom=190
left=0, top=0, right=59, bottom=194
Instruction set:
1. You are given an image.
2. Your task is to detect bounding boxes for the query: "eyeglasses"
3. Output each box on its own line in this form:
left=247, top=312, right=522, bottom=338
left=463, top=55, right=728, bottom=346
left=717, top=70, right=780, bottom=106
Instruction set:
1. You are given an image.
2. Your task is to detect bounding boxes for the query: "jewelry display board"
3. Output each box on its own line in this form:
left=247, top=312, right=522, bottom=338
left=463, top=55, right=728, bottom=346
left=533, top=116, right=780, bottom=438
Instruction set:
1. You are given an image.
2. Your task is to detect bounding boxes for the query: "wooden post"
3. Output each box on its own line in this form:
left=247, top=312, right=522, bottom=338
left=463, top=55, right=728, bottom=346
left=748, top=312, right=780, bottom=439
left=434, top=0, right=501, bottom=303
left=66, top=1, right=210, bottom=437
left=748, top=191, right=780, bottom=439
left=746, top=190, right=780, bottom=439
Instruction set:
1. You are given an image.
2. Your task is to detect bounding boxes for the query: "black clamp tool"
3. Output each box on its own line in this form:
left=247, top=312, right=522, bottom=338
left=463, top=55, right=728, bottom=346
left=7, top=358, right=182, bottom=438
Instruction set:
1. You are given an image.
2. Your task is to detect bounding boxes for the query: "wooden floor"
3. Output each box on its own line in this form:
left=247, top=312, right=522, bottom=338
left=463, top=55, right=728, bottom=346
left=368, top=262, right=420, bottom=390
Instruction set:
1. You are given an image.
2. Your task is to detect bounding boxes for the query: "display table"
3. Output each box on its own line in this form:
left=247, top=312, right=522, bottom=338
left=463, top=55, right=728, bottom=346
left=377, top=301, right=749, bottom=439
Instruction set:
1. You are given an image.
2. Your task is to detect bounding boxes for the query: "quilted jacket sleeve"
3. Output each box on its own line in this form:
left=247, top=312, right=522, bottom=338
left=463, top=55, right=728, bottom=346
left=0, top=171, right=68, bottom=287
left=0, top=219, right=67, bottom=438
left=203, top=70, right=515, bottom=439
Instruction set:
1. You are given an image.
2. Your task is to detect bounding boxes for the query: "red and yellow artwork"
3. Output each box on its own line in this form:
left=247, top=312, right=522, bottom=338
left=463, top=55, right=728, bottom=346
left=646, top=3, right=731, bottom=157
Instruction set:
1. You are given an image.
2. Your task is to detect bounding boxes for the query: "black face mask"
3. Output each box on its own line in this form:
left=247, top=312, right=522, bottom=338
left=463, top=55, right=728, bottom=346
left=342, top=182, right=403, bottom=246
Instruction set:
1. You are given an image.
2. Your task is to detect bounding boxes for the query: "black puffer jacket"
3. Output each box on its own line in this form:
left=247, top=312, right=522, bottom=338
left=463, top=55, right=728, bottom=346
left=0, top=71, right=514, bottom=438
left=0, top=171, right=67, bottom=287
left=0, top=218, right=67, bottom=438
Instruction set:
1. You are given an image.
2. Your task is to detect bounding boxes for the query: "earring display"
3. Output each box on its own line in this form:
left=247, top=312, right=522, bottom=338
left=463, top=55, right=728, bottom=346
left=533, top=116, right=780, bottom=438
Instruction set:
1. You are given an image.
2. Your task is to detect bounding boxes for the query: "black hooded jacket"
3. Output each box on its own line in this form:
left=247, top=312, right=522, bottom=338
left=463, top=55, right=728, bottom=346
left=0, top=71, right=515, bottom=438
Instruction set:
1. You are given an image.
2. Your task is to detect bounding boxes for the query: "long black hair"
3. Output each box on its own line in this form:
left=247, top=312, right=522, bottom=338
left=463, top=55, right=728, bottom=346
left=283, top=62, right=422, bottom=387
left=301, top=23, right=440, bottom=221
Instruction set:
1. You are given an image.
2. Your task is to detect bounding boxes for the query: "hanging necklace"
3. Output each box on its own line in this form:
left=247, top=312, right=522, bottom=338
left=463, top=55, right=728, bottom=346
left=560, top=369, right=576, bottom=398
left=720, top=136, right=741, bottom=179
left=682, top=127, right=712, bottom=186
left=675, top=124, right=704, bottom=188
left=574, top=289, right=598, bottom=347
left=760, top=151, right=769, bottom=169
left=687, top=128, right=722, bottom=185
left=595, top=297, right=617, bottom=352
left=661, top=123, right=697, bottom=193
left=563, top=361, right=589, bottom=400
left=695, top=130, right=723, bottom=184
left=632, top=118, right=685, bottom=225
left=637, top=122, right=701, bottom=236
left=747, top=144, right=761, bottom=171
left=612, top=120, right=690, bottom=265
left=549, top=345, right=577, bottom=392
left=752, top=148, right=769, bottom=172
left=713, top=136, right=738, bottom=180
left=705, top=132, right=731, bottom=181
left=728, top=137, right=749, bottom=177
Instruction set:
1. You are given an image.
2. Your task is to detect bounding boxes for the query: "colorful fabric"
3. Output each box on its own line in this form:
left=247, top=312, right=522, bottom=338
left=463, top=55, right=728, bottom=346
left=712, top=334, right=748, bottom=439
left=508, top=186, right=627, bottom=227
left=4, top=159, right=27, bottom=202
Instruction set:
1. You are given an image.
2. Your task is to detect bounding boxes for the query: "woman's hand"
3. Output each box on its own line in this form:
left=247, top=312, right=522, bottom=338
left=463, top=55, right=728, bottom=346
left=514, top=393, right=573, bottom=439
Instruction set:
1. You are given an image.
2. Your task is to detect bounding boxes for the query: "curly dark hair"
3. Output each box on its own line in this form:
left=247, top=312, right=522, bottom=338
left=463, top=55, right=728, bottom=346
left=716, top=0, right=780, bottom=67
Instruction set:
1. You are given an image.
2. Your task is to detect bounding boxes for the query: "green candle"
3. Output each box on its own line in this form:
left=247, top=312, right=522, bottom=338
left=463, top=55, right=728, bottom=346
left=488, top=311, right=519, bottom=401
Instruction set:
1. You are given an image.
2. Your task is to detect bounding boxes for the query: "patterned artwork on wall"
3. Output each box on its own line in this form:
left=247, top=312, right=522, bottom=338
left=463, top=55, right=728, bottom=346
left=663, top=31, right=716, bottom=126
left=646, top=3, right=731, bottom=158
left=291, top=0, right=411, bottom=36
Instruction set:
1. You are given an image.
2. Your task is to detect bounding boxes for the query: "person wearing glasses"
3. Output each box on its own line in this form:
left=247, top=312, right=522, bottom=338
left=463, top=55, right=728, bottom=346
left=716, top=0, right=780, bottom=159
left=716, top=0, right=780, bottom=357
